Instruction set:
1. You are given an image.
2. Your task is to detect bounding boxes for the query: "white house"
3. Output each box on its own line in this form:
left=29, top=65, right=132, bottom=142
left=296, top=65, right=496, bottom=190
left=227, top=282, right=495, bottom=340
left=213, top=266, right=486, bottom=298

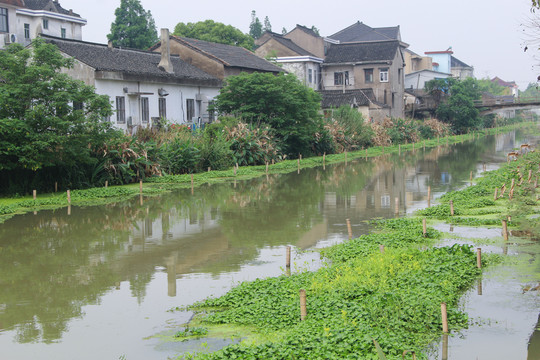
left=42, top=30, right=222, bottom=133
left=0, top=0, right=85, bottom=48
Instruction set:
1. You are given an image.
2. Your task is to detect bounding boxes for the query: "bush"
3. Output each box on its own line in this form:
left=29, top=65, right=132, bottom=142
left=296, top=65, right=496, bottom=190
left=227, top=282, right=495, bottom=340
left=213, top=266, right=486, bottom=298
left=224, top=122, right=282, bottom=165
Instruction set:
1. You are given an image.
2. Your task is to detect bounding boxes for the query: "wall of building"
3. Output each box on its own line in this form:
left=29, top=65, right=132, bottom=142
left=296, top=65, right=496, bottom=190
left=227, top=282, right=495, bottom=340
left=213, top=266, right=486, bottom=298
left=94, top=79, right=220, bottom=133
left=278, top=60, right=321, bottom=90
left=284, top=28, right=324, bottom=58
left=16, top=10, right=84, bottom=46
left=426, top=52, right=452, bottom=74
left=255, top=39, right=298, bottom=58
left=167, top=41, right=225, bottom=79
left=403, top=50, right=432, bottom=74
left=404, top=71, right=450, bottom=90
left=0, top=4, right=20, bottom=49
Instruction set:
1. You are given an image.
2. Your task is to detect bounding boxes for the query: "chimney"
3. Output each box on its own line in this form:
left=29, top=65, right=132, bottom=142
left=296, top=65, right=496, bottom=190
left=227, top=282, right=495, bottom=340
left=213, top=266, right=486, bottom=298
left=158, top=28, right=173, bottom=74
left=108, top=40, right=113, bottom=49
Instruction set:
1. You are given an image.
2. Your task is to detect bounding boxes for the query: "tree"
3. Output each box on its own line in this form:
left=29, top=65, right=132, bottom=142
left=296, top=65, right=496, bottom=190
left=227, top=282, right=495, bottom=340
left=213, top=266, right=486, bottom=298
left=0, top=40, right=116, bottom=193
left=263, top=16, right=272, bottom=33
left=174, top=20, right=254, bottom=50
left=281, top=27, right=287, bottom=35
left=249, top=10, right=262, bottom=39
left=214, top=72, right=324, bottom=156
left=476, top=78, right=508, bottom=96
left=520, top=82, right=540, bottom=99
left=107, top=0, right=158, bottom=49
left=435, top=78, right=481, bottom=133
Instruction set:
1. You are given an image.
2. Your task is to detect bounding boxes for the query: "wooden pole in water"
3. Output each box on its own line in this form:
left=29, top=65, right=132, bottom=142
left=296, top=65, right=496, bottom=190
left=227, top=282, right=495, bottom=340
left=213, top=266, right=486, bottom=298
left=422, top=218, right=427, bottom=237
left=233, top=166, right=237, bottom=176
left=399, top=144, right=401, bottom=156
left=477, top=248, right=482, bottom=268
left=67, top=190, right=71, bottom=204
left=477, top=278, right=483, bottom=296
left=299, top=289, right=307, bottom=321
left=266, top=162, right=269, bottom=174
left=449, top=200, right=454, bottom=216
left=442, top=333, right=449, bottom=360
left=441, top=303, right=449, bottom=333
left=139, top=180, right=143, bottom=193
left=286, top=246, right=291, bottom=269
left=323, top=152, right=326, bottom=169
left=67, top=204, right=71, bottom=216
left=346, top=218, right=352, bottom=240
left=33, top=190, right=36, bottom=200
left=365, top=148, right=368, bottom=160
left=427, top=186, right=431, bottom=207
left=502, top=219, right=509, bottom=241
left=105, top=180, right=108, bottom=188
left=395, top=197, right=399, bottom=214
left=191, top=174, right=194, bottom=195
left=297, top=158, right=300, bottom=174
left=55, top=182, right=58, bottom=192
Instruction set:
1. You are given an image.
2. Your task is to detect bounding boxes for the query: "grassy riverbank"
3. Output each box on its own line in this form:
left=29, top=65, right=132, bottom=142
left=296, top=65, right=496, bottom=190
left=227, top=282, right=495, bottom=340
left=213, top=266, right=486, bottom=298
left=0, top=123, right=533, bottom=223
left=162, top=137, right=540, bottom=359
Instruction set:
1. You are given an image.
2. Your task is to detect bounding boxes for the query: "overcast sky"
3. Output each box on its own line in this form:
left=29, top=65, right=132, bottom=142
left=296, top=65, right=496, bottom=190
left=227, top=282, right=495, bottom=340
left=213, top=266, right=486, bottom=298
left=59, top=0, right=539, bottom=90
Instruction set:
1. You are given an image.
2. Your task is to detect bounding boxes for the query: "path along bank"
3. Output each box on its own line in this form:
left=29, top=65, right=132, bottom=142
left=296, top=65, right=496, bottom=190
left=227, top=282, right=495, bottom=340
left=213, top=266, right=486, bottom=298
left=165, top=139, right=540, bottom=359
left=0, top=123, right=531, bottom=223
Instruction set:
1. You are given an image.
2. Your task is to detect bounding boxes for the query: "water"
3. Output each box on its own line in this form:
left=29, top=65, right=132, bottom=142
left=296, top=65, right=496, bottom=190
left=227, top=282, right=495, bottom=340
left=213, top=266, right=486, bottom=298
left=0, top=129, right=538, bottom=359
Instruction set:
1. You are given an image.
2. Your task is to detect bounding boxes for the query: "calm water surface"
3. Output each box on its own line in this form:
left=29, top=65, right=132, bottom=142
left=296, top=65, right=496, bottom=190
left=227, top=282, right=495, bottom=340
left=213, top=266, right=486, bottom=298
left=0, top=130, right=539, bottom=359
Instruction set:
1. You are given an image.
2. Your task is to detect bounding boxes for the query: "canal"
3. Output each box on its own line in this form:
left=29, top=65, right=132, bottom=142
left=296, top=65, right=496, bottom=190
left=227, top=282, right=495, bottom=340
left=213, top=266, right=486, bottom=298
left=0, top=129, right=538, bottom=359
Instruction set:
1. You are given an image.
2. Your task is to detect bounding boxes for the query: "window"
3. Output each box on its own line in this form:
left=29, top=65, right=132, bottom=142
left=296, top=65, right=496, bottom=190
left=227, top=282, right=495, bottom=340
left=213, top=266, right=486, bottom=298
left=308, top=69, right=313, bottom=83
left=334, top=71, right=349, bottom=86
left=364, top=69, right=373, bottom=83
left=141, top=97, right=149, bottom=123
left=398, top=68, right=402, bottom=84
left=61, top=27, right=66, bottom=38
left=73, top=101, right=83, bottom=111
left=0, top=8, right=8, bottom=33
left=116, top=96, right=125, bottom=123
left=314, top=69, right=318, bottom=85
left=379, top=68, right=389, bottom=82
left=186, top=99, right=195, bottom=121
left=43, top=19, right=49, bottom=30
left=158, top=98, right=166, bottom=119
left=24, top=23, right=30, bottom=39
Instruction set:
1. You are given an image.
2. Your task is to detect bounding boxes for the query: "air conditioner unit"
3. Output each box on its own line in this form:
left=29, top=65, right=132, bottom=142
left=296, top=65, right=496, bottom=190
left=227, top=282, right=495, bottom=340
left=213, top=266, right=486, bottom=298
left=9, top=33, right=16, bottom=44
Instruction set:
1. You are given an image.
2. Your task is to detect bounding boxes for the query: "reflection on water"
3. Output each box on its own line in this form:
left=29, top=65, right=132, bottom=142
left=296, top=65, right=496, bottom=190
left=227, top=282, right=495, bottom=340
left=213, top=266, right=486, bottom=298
left=0, top=130, right=537, bottom=359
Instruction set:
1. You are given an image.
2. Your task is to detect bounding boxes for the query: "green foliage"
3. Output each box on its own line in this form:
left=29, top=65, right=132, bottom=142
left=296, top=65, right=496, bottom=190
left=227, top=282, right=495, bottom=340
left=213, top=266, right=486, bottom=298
left=215, top=72, right=324, bottom=157
left=223, top=122, right=281, bottom=165
left=386, top=118, right=420, bottom=144
left=476, top=78, right=509, bottom=96
left=185, top=218, right=479, bottom=359
left=159, top=136, right=201, bottom=175
left=249, top=10, right=262, bottom=39
left=0, top=39, right=119, bottom=194
left=328, top=106, right=374, bottom=150
left=173, top=20, right=254, bottom=50
left=107, top=0, right=158, bottom=49
left=519, top=82, right=540, bottom=99
left=263, top=16, right=272, bottom=33
left=435, top=78, right=481, bottom=133
left=175, top=327, right=209, bottom=339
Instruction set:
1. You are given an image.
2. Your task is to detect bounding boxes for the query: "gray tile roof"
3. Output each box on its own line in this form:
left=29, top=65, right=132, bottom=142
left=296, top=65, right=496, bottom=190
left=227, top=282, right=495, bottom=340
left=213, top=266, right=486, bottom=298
left=42, top=35, right=221, bottom=86
left=319, top=89, right=377, bottom=108
left=330, top=22, right=400, bottom=43
left=23, top=0, right=81, bottom=17
left=260, top=33, right=315, bottom=56
left=0, top=0, right=25, bottom=7
left=292, top=24, right=320, bottom=38
left=451, top=56, right=472, bottom=69
left=324, top=41, right=400, bottom=64
left=168, top=36, right=283, bottom=73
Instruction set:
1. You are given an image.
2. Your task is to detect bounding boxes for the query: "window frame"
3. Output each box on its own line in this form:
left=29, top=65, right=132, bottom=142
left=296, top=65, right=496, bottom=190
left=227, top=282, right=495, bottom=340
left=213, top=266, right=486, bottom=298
left=334, top=71, right=349, bottom=86
left=308, top=69, right=313, bottom=84
left=186, top=98, right=195, bottom=121
left=43, top=19, right=49, bottom=30
left=141, top=97, right=149, bottom=123
left=158, top=97, right=166, bottom=119
left=61, top=27, right=66, bottom=38
left=24, top=23, right=30, bottom=39
left=116, top=96, right=126, bottom=124
left=364, top=68, right=374, bottom=83
left=0, top=7, right=8, bottom=33
left=379, top=68, right=389, bottom=83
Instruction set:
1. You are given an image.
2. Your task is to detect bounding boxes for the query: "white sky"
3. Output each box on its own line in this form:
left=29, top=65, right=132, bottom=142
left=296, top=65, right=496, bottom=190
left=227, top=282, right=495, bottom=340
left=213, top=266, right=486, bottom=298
left=59, top=0, right=539, bottom=90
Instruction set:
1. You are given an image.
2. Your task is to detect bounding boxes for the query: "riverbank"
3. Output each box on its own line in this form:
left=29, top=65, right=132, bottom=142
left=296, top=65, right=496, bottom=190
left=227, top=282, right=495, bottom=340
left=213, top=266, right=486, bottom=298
left=162, top=145, right=540, bottom=359
left=0, top=123, right=532, bottom=223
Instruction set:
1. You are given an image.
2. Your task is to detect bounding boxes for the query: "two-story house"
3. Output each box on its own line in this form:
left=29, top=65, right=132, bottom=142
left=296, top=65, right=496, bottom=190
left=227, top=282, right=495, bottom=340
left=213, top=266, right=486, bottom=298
left=0, top=0, right=85, bottom=48
left=425, top=49, right=474, bottom=79
left=321, top=40, right=405, bottom=120
left=42, top=29, right=222, bottom=133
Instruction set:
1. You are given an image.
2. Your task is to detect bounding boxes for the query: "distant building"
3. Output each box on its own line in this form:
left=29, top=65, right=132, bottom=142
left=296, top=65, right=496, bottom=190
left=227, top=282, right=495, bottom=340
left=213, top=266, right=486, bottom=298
left=150, top=35, right=283, bottom=80
left=0, top=0, right=86, bottom=48
left=424, top=49, right=474, bottom=79
left=329, top=21, right=402, bottom=43
left=42, top=30, right=222, bottom=133
left=491, top=76, right=519, bottom=97
left=403, top=48, right=432, bottom=74
left=405, top=69, right=451, bottom=90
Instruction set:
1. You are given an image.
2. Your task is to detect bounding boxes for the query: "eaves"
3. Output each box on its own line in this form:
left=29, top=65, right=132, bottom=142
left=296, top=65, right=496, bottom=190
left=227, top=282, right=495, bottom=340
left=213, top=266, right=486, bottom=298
left=322, top=60, right=393, bottom=67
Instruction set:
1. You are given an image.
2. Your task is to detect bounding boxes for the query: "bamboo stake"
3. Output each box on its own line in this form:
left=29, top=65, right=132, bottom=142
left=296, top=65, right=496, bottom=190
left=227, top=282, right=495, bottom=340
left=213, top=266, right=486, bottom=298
left=422, top=218, right=427, bottom=237
left=139, top=180, right=143, bottom=193
left=33, top=190, right=36, bottom=200
left=67, top=190, right=71, bottom=204
left=286, top=246, right=291, bottom=269
left=449, top=200, right=454, bottom=216
left=441, top=303, right=449, bottom=333
left=299, top=289, right=307, bottom=321
left=442, top=334, right=449, bottom=360
left=55, top=182, right=58, bottom=192
left=477, top=248, right=482, bottom=268
left=395, top=197, right=399, bottom=214
left=502, top=219, right=509, bottom=241
left=323, top=152, right=326, bottom=169
left=346, top=219, right=352, bottom=240
left=266, top=162, right=269, bottom=174
left=297, top=158, right=300, bottom=174
left=477, top=278, right=483, bottom=296
left=233, top=166, right=237, bottom=176
left=105, top=180, right=108, bottom=188
left=67, top=204, right=71, bottom=216
left=427, top=186, right=431, bottom=207
left=365, top=148, right=368, bottom=160
left=399, top=144, right=401, bottom=155
left=191, top=174, right=194, bottom=195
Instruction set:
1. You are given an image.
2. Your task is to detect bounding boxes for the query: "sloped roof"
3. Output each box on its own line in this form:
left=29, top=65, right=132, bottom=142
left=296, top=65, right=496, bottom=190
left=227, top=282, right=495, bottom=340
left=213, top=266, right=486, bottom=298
left=292, top=24, right=321, bottom=38
left=23, top=0, right=81, bottom=17
left=162, top=36, right=283, bottom=73
left=450, top=56, right=472, bottom=69
left=319, top=89, right=371, bottom=108
left=491, top=76, right=517, bottom=88
left=0, top=0, right=25, bottom=7
left=324, top=41, right=400, bottom=64
left=330, top=21, right=400, bottom=43
left=42, top=35, right=221, bottom=86
left=259, top=32, right=315, bottom=56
